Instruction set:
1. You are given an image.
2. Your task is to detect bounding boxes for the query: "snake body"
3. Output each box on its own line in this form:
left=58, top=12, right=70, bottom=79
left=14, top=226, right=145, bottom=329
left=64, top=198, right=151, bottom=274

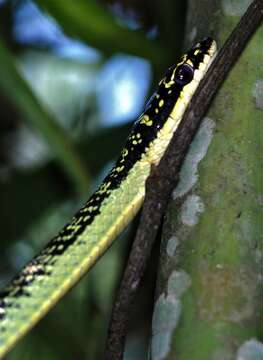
left=0, top=38, right=217, bottom=357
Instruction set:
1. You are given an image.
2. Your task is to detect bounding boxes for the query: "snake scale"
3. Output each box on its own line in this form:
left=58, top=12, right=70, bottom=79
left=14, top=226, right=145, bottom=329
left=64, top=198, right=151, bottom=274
left=0, top=37, right=217, bottom=357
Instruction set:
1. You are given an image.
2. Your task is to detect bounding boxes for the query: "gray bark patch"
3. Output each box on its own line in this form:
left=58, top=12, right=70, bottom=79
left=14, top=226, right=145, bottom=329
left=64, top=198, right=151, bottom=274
left=221, top=0, right=253, bottom=16
left=252, top=79, right=263, bottom=110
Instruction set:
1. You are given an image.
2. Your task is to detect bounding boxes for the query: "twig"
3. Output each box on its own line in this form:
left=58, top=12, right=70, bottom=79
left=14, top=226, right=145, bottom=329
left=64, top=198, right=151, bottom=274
left=105, top=0, right=263, bottom=358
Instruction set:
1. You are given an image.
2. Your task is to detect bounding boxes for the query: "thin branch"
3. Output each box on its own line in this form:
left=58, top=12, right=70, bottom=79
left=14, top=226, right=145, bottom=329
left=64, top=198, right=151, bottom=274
left=105, top=0, right=263, bottom=358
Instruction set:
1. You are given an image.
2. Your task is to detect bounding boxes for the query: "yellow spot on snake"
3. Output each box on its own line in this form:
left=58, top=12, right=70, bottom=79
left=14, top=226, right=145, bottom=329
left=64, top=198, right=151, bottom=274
left=140, top=115, right=153, bottom=126
left=164, top=80, right=175, bottom=88
left=122, top=148, right=128, bottom=157
left=25, top=275, right=33, bottom=283
left=187, top=59, right=193, bottom=67
left=159, top=99, right=164, bottom=107
left=98, top=182, right=111, bottom=194
left=47, top=246, right=56, bottom=254
left=116, top=166, right=125, bottom=172
left=88, top=206, right=98, bottom=212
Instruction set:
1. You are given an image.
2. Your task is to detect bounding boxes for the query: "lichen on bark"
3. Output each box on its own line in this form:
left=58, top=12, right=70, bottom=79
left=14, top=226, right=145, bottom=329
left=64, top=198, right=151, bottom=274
left=151, top=1, right=263, bottom=359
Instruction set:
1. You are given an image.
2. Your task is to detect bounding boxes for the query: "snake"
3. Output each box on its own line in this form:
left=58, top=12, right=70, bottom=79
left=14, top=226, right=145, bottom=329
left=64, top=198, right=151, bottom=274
left=0, top=37, right=217, bottom=358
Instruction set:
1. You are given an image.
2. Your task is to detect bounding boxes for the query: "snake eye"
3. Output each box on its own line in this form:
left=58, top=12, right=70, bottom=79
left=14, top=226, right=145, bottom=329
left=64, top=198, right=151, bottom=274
left=175, top=64, right=194, bottom=86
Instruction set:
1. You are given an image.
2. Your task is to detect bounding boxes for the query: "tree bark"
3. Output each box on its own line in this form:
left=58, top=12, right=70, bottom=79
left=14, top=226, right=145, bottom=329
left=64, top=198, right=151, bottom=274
left=151, top=1, right=263, bottom=359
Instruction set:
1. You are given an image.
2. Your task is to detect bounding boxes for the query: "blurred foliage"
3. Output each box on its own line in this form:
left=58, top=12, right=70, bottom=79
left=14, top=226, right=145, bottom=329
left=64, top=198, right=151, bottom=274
left=0, top=0, right=187, bottom=359
left=0, top=40, right=90, bottom=194
left=34, top=0, right=165, bottom=69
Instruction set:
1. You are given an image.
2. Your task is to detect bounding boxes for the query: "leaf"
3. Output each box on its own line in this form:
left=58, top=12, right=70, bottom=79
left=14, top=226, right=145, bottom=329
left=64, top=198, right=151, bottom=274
left=0, top=40, right=90, bottom=194
left=34, top=0, right=166, bottom=69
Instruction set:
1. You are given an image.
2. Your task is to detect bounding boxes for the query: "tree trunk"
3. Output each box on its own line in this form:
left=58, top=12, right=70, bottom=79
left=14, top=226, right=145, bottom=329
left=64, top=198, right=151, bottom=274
left=150, top=1, right=263, bottom=359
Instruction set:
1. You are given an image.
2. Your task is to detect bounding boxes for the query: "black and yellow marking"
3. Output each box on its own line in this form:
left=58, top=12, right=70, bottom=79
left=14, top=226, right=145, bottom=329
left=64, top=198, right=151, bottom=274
left=0, top=37, right=217, bottom=358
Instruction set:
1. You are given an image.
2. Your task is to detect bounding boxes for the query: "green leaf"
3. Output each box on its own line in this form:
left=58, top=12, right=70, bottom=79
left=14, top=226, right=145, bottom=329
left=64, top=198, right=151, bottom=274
left=0, top=40, right=90, bottom=194
left=34, top=0, right=166, bottom=69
